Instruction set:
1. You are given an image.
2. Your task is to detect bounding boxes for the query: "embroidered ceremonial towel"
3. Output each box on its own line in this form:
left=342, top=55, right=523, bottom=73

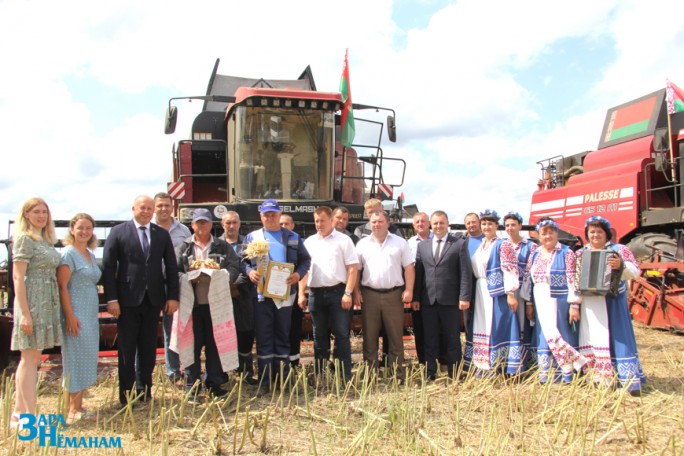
left=170, top=269, right=239, bottom=372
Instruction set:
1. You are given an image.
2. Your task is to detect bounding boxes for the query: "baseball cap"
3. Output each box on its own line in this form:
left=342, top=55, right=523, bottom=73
left=260, top=199, right=281, bottom=213
left=192, top=208, right=213, bottom=223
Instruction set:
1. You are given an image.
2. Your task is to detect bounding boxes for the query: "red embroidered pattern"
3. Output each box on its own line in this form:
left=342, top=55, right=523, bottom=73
left=548, top=335, right=585, bottom=373
left=526, top=243, right=577, bottom=286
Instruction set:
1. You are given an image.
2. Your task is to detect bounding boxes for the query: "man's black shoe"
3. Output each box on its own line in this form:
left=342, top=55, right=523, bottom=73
left=242, top=375, right=259, bottom=386
left=210, top=388, right=229, bottom=398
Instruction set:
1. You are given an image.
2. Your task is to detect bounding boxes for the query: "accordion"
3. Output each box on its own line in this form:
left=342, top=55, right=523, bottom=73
left=578, top=249, right=623, bottom=296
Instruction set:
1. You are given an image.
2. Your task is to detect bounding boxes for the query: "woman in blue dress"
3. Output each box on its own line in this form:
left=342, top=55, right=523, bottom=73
left=57, top=213, right=101, bottom=423
left=503, top=212, right=537, bottom=368
left=464, top=210, right=522, bottom=375
left=10, top=198, right=61, bottom=429
left=522, top=218, right=587, bottom=383
left=576, top=216, right=645, bottom=394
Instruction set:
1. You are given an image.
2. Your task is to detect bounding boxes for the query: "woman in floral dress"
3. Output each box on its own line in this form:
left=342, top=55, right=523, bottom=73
left=10, top=198, right=62, bottom=428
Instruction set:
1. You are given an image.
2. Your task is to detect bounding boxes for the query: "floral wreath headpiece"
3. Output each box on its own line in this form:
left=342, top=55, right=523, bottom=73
left=479, top=209, right=499, bottom=220
left=506, top=211, right=523, bottom=224
left=536, top=219, right=558, bottom=232
left=585, top=215, right=611, bottom=230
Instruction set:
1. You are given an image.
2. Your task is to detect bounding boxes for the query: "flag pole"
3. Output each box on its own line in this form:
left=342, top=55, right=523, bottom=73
left=668, top=111, right=676, bottom=184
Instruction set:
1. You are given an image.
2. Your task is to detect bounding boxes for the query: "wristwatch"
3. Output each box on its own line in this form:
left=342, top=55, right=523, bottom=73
left=344, top=290, right=353, bottom=296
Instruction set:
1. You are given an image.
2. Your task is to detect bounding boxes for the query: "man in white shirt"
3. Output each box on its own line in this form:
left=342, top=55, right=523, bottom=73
left=407, top=212, right=432, bottom=260
left=406, top=212, right=432, bottom=365
left=354, top=211, right=414, bottom=378
left=299, top=206, right=358, bottom=379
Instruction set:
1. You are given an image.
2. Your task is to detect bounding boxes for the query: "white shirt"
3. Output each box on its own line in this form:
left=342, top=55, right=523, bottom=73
left=191, top=235, right=214, bottom=304
left=356, top=233, right=413, bottom=289
left=133, top=220, right=150, bottom=251
left=432, top=234, right=448, bottom=259
left=192, top=235, right=214, bottom=261
left=304, top=229, right=358, bottom=288
left=407, top=231, right=433, bottom=260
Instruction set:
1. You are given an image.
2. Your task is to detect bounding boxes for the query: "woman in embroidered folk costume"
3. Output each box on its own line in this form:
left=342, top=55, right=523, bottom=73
left=522, top=218, right=587, bottom=383
left=464, top=210, right=522, bottom=375
left=9, top=198, right=62, bottom=428
left=503, top=211, right=537, bottom=368
left=575, top=216, right=645, bottom=394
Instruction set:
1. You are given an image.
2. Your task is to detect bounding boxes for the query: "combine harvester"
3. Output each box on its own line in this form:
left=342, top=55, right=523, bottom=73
left=164, top=58, right=405, bottom=230
left=530, top=82, right=684, bottom=332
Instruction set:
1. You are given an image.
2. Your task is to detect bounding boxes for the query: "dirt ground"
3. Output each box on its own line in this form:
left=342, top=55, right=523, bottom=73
left=0, top=324, right=683, bottom=455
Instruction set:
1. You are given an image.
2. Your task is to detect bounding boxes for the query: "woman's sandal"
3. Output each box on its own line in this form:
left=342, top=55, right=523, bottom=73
left=9, top=413, right=24, bottom=430
left=66, top=409, right=95, bottom=425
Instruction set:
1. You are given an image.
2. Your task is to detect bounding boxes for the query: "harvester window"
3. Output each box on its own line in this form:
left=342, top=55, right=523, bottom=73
left=234, top=107, right=334, bottom=201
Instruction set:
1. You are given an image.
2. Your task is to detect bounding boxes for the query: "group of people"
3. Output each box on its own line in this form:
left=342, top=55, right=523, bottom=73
left=8, top=194, right=647, bottom=428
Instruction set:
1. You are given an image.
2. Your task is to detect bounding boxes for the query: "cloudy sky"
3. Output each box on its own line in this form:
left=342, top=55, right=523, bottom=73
left=1, top=0, right=683, bottom=260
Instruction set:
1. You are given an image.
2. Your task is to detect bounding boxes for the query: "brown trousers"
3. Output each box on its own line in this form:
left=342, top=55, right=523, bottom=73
left=361, top=287, right=404, bottom=376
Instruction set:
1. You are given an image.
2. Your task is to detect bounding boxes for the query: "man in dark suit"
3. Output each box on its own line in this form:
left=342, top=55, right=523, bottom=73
left=412, top=210, right=472, bottom=380
left=103, top=195, right=179, bottom=406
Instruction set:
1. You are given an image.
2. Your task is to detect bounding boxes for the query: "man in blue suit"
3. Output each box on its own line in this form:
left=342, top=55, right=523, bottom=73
left=412, top=210, right=472, bottom=380
left=103, top=195, right=179, bottom=406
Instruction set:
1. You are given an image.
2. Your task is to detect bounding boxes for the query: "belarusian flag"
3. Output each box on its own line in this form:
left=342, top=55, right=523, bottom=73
left=339, top=49, right=355, bottom=148
left=666, top=79, right=684, bottom=114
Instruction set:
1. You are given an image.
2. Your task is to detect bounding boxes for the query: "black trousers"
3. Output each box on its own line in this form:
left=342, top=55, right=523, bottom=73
left=117, top=295, right=160, bottom=405
left=411, top=307, right=425, bottom=364
left=185, top=306, right=226, bottom=394
left=412, top=307, right=448, bottom=366
left=423, top=304, right=462, bottom=378
left=289, top=295, right=303, bottom=366
left=237, top=329, right=255, bottom=375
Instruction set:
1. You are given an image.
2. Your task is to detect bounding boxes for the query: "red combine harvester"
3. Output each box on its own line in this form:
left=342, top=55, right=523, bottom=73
left=530, top=87, right=684, bottom=332
left=165, top=59, right=405, bottom=230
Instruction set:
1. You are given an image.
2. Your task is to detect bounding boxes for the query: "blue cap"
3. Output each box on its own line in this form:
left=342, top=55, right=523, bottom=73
left=260, top=199, right=281, bottom=213
left=192, top=208, right=213, bottom=223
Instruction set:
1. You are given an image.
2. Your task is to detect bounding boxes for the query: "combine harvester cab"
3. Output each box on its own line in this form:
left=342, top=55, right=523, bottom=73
left=530, top=87, right=684, bottom=332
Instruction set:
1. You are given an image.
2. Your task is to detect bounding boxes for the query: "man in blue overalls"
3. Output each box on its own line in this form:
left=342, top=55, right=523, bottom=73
left=243, top=199, right=311, bottom=392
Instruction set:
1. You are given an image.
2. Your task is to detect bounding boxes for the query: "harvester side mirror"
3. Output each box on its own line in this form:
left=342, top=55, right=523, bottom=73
left=387, top=115, right=396, bottom=142
left=165, top=106, right=178, bottom=135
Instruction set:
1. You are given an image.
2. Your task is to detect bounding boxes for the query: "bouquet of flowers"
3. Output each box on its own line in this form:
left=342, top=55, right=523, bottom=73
left=243, top=240, right=270, bottom=301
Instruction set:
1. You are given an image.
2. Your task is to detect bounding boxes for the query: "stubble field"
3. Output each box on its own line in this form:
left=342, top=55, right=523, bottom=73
left=0, top=324, right=683, bottom=455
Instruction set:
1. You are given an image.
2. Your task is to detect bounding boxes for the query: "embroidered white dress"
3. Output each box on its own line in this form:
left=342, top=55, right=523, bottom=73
left=465, top=238, right=521, bottom=373
left=576, top=243, right=646, bottom=391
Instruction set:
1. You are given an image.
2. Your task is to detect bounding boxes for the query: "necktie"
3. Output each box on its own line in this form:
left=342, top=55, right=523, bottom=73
left=140, top=226, right=149, bottom=259
left=434, top=239, right=442, bottom=262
